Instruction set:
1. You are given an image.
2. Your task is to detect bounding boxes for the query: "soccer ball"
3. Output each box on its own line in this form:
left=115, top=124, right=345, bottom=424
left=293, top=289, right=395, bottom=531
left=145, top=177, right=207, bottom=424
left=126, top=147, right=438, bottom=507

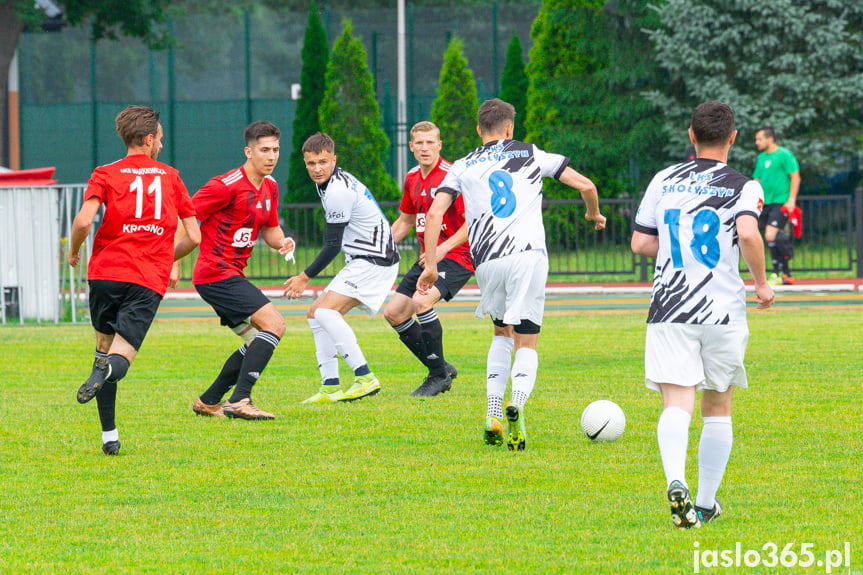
left=581, top=400, right=626, bottom=443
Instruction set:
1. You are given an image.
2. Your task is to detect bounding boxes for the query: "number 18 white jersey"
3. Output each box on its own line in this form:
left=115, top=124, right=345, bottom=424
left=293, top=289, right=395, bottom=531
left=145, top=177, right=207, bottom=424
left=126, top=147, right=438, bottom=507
left=437, top=139, right=569, bottom=268
left=634, top=159, right=764, bottom=325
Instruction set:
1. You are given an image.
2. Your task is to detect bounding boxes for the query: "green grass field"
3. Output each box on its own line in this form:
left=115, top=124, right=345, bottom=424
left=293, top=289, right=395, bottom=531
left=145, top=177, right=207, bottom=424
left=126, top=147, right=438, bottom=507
left=1, top=304, right=861, bottom=574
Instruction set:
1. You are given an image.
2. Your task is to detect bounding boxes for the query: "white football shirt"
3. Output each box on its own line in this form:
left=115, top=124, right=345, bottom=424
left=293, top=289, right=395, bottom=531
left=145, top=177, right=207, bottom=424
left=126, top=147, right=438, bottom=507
left=437, top=139, right=569, bottom=267
left=634, top=159, right=764, bottom=325
left=317, top=167, right=399, bottom=265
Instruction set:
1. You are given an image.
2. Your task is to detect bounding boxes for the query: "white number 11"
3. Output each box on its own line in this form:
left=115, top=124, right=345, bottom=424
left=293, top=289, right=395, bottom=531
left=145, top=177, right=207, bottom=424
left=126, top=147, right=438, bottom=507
left=129, top=175, right=162, bottom=220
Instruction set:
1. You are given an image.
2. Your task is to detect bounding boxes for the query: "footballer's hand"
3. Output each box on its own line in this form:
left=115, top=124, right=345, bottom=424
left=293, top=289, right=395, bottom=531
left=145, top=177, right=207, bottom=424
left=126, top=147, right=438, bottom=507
left=586, top=212, right=607, bottom=231
left=755, top=284, right=775, bottom=309
left=67, top=250, right=80, bottom=268
left=168, top=262, right=181, bottom=289
left=283, top=273, right=309, bottom=299
left=417, top=267, right=438, bottom=295
left=278, top=237, right=295, bottom=256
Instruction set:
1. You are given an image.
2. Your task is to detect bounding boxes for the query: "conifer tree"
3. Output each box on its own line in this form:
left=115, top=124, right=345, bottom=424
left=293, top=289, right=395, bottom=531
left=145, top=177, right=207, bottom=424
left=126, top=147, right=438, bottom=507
left=286, top=1, right=329, bottom=203
left=526, top=0, right=664, bottom=198
left=319, top=19, right=397, bottom=200
left=498, top=31, right=529, bottom=142
left=431, top=37, right=480, bottom=162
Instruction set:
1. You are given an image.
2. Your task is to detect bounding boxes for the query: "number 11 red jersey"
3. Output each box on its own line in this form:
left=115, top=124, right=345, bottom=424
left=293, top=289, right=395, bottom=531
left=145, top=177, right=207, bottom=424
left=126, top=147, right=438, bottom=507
left=85, top=154, right=195, bottom=296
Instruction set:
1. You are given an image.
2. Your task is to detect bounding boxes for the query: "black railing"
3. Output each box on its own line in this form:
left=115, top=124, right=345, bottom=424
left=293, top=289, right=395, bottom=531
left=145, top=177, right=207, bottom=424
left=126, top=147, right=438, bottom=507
left=175, top=194, right=858, bottom=282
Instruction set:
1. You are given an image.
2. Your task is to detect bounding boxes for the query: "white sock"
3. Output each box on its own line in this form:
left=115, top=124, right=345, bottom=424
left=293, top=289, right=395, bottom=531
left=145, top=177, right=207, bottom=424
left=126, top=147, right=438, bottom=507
left=486, top=336, right=514, bottom=418
left=308, top=318, right=339, bottom=384
left=102, top=428, right=119, bottom=444
left=657, top=406, right=692, bottom=489
left=314, top=308, right=368, bottom=372
left=696, top=416, right=733, bottom=509
left=510, top=347, right=539, bottom=408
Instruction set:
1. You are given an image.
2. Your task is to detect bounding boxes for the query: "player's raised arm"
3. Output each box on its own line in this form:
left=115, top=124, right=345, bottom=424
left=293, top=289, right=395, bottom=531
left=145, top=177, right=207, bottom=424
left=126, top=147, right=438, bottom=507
left=559, top=166, right=606, bottom=231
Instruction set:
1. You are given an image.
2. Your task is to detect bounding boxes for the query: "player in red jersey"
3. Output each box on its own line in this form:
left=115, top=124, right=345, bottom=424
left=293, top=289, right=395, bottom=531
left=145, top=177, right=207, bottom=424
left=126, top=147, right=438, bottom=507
left=67, top=105, right=201, bottom=455
left=383, top=121, right=474, bottom=397
left=190, top=121, right=295, bottom=421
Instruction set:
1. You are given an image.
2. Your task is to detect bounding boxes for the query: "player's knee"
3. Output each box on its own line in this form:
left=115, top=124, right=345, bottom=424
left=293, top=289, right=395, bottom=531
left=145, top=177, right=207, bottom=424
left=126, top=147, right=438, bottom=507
left=382, top=304, right=403, bottom=326
left=254, top=305, right=285, bottom=338
left=411, top=291, right=436, bottom=315
left=106, top=354, right=130, bottom=383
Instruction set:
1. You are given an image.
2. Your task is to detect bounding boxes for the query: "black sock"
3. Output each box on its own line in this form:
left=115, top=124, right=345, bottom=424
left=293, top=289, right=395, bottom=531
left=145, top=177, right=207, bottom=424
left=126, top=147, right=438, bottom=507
left=229, top=332, right=280, bottom=403
left=200, top=346, right=246, bottom=405
left=394, top=318, right=430, bottom=368
left=354, top=364, right=371, bottom=377
left=96, top=380, right=118, bottom=432
left=418, top=309, right=446, bottom=376
left=767, top=241, right=780, bottom=273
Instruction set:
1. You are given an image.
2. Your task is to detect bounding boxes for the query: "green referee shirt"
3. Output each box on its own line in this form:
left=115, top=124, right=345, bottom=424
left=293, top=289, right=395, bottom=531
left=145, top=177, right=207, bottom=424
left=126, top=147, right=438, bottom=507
left=752, top=146, right=799, bottom=205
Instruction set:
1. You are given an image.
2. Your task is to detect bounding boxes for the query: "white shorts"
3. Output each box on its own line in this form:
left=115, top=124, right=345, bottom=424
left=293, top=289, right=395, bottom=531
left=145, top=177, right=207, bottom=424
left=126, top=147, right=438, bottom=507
left=325, top=259, right=399, bottom=316
left=644, top=323, right=749, bottom=393
left=474, top=250, right=548, bottom=327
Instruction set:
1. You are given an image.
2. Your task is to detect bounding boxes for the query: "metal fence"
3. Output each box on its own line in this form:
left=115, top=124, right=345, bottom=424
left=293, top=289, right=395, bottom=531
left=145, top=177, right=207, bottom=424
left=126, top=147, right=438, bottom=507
left=15, top=3, right=541, bottom=193
left=174, top=193, right=860, bottom=282
left=1, top=185, right=860, bottom=325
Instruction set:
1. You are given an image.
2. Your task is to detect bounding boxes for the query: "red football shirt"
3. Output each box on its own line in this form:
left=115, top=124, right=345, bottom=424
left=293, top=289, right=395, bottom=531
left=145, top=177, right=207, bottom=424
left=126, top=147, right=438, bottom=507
left=192, top=166, right=280, bottom=284
left=85, top=154, right=195, bottom=296
left=400, top=156, right=473, bottom=272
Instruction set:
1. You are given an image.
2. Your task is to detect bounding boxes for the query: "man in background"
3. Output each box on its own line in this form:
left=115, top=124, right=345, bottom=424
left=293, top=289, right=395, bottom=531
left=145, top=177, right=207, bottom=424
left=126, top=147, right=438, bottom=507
left=753, top=126, right=800, bottom=285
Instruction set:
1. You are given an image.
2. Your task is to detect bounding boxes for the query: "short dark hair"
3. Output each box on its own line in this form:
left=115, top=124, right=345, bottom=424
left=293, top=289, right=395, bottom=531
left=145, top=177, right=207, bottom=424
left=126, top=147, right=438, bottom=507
left=756, top=126, right=776, bottom=140
left=690, top=101, right=735, bottom=147
left=477, top=98, right=516, bottom=135
left=244, top=121, right=281, bottom=146
left=302, top=132, right=335, bottom=155
left=115, top=105, right=160, bottom=148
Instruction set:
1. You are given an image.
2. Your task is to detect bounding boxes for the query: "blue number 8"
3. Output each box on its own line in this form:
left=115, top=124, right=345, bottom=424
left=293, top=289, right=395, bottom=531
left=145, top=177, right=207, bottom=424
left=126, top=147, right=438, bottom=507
left=691, top=210, right=720, bottom=268
left=489, top=170, right=516, bottom=218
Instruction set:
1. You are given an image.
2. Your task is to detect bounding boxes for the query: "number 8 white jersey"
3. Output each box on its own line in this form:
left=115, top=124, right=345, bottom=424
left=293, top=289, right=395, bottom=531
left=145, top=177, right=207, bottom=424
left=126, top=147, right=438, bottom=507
left=437, top=139, right=569, bottom=267
left=634, top=159, right=764, bottom=325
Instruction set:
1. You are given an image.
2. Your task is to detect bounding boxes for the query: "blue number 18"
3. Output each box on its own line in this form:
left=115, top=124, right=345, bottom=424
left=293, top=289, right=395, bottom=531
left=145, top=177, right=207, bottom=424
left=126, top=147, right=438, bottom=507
left=663, top=208, right=720, bottom=269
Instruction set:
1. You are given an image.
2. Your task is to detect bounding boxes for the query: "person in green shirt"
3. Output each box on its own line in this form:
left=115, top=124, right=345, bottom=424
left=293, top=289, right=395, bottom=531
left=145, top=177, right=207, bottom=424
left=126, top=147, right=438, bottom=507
left=753, top=127, right=800, bottom=285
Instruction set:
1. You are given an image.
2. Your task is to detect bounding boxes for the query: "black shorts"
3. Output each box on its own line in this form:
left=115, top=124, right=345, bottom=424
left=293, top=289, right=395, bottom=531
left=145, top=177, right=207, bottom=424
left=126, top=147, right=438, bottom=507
left=395, top=258, right=473, bottom=302
left=194, top=276, right=271, bottom=329
left=759, top=203, right=788, bottom=230
left=88, top=280, right=162, bottom=351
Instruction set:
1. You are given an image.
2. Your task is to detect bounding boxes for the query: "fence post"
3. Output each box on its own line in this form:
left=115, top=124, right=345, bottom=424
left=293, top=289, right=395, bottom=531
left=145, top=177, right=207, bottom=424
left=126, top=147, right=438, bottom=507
left=856, top=187, right=863, bottom=278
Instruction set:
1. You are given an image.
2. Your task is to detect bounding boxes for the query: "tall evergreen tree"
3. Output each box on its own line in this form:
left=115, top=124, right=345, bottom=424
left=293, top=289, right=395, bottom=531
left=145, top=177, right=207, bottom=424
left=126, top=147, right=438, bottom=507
left=286, top=1, right=329, bottom=203
left=526, top=0, right=665, bottom=198
left=319, top=19, right=397, bottom=200
left=431, top=37, right=480, bottom=162
left=498, top=31, right=529, bottom=141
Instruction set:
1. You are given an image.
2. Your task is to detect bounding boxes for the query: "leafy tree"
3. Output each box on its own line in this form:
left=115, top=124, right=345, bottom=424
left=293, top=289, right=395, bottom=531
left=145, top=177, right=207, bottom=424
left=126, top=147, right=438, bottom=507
left=644, top=0, right=863, bottom=174
left=526, top=0, right=666, bottom=199
left=431, top=37, right=481, bottom=162
left=286, top=1, right=329, bottom=203
left=498, top=31, right=529, bottom=141
left=319, top=19, right=397, bottom=200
